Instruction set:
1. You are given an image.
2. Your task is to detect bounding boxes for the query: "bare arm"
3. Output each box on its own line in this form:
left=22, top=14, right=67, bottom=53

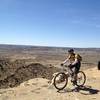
left=71, top=58, right=78, bottom=65
left=62, top=55, right=70, bottom=64
left=62, top=59, right=68, bottom=64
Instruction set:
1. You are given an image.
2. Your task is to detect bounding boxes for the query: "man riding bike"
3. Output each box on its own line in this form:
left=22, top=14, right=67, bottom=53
left=61, top=49, right=82, bottom=85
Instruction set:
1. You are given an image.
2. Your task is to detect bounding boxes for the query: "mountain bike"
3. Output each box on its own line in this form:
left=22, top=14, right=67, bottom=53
left=53, top=65, right=86, bottom=90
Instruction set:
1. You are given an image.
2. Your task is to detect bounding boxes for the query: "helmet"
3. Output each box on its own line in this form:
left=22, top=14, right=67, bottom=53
left=68, top=49, right=74, bottom=53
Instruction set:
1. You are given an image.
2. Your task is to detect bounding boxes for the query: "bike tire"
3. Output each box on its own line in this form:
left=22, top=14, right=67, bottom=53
left=76, top=71, right=86, bottom=87
left=53, top=72, right=68, bottom=90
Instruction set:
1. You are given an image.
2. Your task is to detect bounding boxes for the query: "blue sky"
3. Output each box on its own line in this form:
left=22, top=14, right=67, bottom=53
left=0, top=0, right=100, bottom=47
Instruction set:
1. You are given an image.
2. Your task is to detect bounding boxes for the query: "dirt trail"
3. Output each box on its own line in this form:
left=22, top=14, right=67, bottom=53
left=0, top=67, right=100, bottom=100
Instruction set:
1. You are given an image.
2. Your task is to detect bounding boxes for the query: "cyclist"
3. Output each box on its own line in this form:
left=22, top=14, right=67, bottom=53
left=61, top=49, right=82, bottom=85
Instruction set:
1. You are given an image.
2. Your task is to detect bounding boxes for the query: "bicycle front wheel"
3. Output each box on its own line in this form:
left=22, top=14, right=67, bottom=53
left=53, top=72, right=68, bottom=90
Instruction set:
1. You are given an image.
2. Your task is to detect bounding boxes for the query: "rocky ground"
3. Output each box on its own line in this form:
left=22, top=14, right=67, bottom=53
left=0, top=45, right=100, bottom=100
left=0, top=67, right=100, bottom=100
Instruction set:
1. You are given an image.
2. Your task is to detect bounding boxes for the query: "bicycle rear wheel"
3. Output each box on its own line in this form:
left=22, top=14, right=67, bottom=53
left=76, top=71, right=86, bottom=87
left=53, top=72, right=68, bottom=90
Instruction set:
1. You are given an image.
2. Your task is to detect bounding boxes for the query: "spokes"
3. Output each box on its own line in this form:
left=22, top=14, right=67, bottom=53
left=76, top=71, right=86, bottom=86
left=54, top=72, right=68, bottom=90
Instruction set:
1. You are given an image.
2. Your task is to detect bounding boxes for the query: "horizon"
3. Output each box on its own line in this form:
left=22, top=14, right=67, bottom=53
left=0, top=0, right=100, bottom=48
left=0, top=43, right=100, bottom=49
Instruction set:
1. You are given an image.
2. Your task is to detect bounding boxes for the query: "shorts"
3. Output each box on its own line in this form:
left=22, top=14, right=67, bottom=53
left=69, top=61, right=81, bottom=74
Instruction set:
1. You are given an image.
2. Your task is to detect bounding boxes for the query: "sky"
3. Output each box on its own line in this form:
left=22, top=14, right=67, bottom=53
left=0, top=0, right=100, bottom=48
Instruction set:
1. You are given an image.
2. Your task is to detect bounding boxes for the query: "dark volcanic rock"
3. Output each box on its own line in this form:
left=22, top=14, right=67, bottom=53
left=0, top=62, right=60, bottom=89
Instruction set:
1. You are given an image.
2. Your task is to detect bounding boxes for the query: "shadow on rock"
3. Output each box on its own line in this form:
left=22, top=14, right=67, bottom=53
left=74, top=86, right=100, bottom=95
left=57, top=86, right=99, bottom=95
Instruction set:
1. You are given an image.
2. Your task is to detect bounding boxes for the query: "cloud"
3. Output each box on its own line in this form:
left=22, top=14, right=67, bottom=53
left=70, top=16, right=100, bottom=29
left=95, top=25, right=100, bottom=28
